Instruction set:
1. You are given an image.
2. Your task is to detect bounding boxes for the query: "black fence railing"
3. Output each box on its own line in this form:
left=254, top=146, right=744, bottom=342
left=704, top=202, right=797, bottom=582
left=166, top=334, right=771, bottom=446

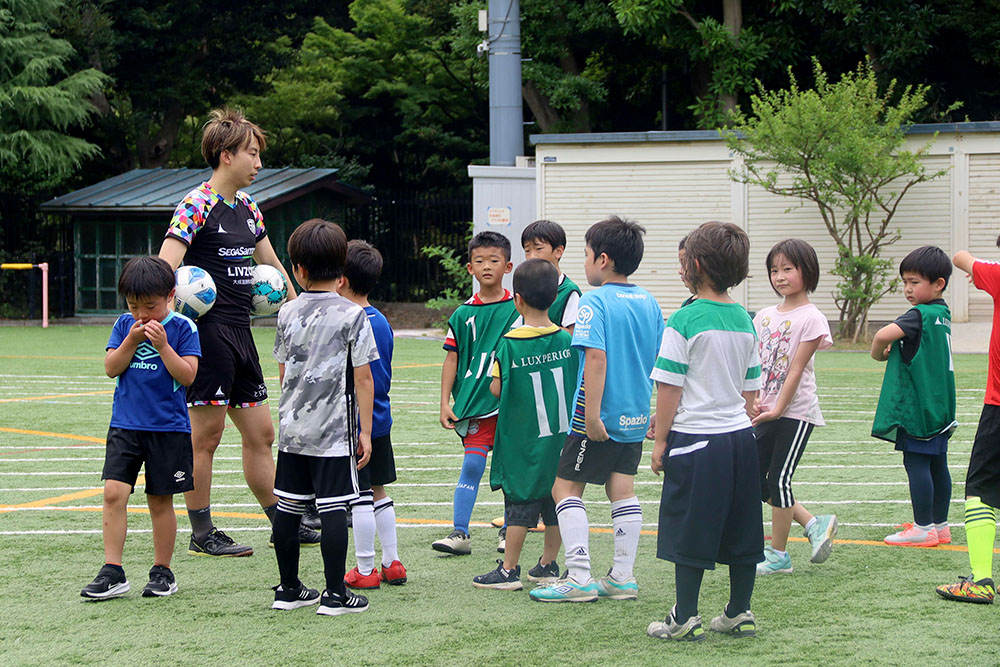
left=342, top=189, right=472, bottom=303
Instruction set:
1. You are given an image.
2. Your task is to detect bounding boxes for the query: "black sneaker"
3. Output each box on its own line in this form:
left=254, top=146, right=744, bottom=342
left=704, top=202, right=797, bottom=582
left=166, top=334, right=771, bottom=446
left=142, top=565, right=178, bottom=597
left=272, top=582, right=321, bottom=610
left=473, top=560, right=522, bottom=590
left=188, top=528, right=254, bottom=557
left=81, top=564, right=129, bottom=600
left=268, top=523, right=322, bottom=549
left=302, top=502, right=322, bottom=531
left=526, top=557, right=561, bottom=584
left=316, top=588, right=369, bottom=616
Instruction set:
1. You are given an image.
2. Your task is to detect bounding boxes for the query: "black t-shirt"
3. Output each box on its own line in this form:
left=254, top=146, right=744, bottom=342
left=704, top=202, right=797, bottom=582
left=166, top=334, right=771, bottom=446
left=166, top=183, right=266, bottom=326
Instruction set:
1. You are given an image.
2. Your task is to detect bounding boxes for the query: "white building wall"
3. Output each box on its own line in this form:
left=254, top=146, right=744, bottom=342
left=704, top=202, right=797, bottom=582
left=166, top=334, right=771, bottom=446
left=535, top=129, right=1000, bottom=323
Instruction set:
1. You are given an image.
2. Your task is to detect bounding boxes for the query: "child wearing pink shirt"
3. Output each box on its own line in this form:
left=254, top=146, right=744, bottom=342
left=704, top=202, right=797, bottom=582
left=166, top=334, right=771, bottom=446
left=752, top=239, right=838, bottom=575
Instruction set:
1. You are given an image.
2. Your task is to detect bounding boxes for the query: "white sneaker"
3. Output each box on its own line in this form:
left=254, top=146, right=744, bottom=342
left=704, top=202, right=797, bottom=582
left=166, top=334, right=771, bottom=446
left=432, top=529, right=471, bottom=555
left=709, top=608, right=756, bottom=637
left=647, top=606, right=706, bottom=641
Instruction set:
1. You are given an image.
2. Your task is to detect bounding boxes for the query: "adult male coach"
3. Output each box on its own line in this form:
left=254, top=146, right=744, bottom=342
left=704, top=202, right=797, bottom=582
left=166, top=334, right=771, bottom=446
left=159, top=108, right=319, bottom=556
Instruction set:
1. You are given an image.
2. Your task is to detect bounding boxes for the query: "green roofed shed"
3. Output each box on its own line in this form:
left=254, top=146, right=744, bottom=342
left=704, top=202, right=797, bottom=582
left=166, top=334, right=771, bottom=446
left=41, top=167, right=369, bottom=314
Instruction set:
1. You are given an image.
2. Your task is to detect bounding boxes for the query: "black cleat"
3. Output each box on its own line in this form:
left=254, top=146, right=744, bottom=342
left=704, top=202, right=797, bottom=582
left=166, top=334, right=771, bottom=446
left=316, top=588, right=369, bottom=616
left=302, top=502, right=322, bottom=531
left=188, top=528, right=254, bottom=557
left=272, top=582, right=321, bottom=610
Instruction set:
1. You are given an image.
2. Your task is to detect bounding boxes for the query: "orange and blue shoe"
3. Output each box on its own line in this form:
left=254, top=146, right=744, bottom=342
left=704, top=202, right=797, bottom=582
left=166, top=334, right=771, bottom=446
left=936, top=575, right=995, bottom=604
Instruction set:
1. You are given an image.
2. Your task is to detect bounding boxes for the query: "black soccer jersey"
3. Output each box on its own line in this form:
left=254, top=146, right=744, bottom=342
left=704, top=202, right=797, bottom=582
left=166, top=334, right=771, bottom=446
left=166, top=182, right=267, bottom=326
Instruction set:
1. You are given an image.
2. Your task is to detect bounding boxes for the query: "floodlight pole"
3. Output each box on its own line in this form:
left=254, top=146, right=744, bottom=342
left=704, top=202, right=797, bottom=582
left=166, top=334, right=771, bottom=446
left=488, top=0, right=523, bottom=166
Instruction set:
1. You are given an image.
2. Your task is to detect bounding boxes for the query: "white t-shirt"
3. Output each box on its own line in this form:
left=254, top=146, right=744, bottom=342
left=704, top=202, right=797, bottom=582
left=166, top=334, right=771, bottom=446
left=651, top=299, right=761, bottom=434
left=753, top=303, right=833, bottom=426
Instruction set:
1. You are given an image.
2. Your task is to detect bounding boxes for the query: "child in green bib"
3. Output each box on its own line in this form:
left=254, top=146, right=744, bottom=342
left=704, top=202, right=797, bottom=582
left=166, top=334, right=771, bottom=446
left=871, top=246, right=957, bottom=548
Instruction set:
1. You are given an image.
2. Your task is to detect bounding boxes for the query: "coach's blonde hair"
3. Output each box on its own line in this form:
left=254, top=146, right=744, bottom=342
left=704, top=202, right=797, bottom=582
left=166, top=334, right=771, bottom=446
left=201, top=107, right=267, bottom=169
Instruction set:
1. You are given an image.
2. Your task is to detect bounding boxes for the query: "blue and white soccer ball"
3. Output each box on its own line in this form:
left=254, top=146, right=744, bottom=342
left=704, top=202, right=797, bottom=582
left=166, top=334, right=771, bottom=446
left=173, top=265, right=217, bottom=319
left=250, top=264, right=288, bottom=316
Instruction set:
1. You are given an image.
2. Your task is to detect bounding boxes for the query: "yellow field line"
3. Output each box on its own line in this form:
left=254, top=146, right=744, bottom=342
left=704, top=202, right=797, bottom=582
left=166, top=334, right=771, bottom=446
left=0, top=427, right=105, bottom=443
left=0, top=390, right=114, bottom=404
left=0, top=475, right=144, bottom=512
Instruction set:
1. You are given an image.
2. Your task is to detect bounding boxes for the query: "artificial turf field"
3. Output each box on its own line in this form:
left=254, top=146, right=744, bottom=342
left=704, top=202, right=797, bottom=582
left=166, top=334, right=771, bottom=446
left=2, top=325, right=1000, bottom=666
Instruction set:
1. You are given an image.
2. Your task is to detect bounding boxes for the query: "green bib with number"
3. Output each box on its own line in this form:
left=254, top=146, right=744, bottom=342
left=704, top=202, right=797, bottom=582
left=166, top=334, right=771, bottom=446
left=491, top=326, right=579, bottom=502
left=872, top=302, right=957, bottom=441
left=448, top=298, right=519, bottom=420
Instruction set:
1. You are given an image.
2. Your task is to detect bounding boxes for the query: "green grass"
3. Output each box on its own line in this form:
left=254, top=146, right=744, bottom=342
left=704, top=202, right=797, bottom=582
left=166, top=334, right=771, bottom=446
left=2, top=326, right=1000, bottom=665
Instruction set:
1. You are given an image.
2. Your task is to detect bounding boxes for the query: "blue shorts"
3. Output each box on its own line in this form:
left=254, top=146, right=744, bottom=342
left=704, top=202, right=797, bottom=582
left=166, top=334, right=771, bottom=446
left=895, top=431, right=950, bottom=456
left=656, top=428, right=764, bottom=570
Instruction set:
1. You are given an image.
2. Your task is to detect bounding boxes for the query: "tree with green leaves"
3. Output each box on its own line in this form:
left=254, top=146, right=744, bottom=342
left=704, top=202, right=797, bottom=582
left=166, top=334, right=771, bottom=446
left=726, top=59, right=956, bottom=341
left=0, top=0, right=108, bottom=184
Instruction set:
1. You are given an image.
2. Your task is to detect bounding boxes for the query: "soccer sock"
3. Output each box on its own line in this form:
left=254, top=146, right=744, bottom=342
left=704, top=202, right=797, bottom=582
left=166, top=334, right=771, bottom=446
left=929, top=452, right=952, bottom=525
left=105, top=563, right=124, bottom=575
left=965, top=497, right=997, bottom=581
left=452, top=447, right=488, bottom=534
left=610, top=496, right=642, bottom=580
left=263, top=502, right=278, bottom=524
left=188, top=506, right=213, bottom=540
left=319, top=504, right=350, bottom=596
left=374, top=497, right=399, bottom=566
left=674, top=563, right=704, bottom=624
left=273, top=500, right=303, bottom=590
left=726, top=563, right=756, bottom=617
left=804, top=516, right=817, bottom=532
left=350, top=490, right=376, bottom=575
left=902, top=451, right=934, bottom=526
left=556, top=496, right=590, bottom=582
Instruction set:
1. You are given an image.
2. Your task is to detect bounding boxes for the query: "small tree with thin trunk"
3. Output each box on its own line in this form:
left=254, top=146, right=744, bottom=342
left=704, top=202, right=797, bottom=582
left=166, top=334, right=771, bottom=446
left=725, top=59, right=955, bottom=342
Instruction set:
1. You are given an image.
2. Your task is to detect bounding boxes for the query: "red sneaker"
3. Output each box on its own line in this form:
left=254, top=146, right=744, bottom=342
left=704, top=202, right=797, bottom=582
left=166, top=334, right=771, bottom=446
left=380, top=560, right=407, bottom=586
left=344, top=566, right=381, bottom=590
left=937, top=525, right=952, bottom=544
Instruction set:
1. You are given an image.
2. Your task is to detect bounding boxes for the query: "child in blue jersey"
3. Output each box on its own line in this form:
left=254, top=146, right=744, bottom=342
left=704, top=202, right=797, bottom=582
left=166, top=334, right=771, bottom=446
left=531, top=216, right=664, bottom=603
left=647, top=221, right=763, bottom=642
left=81, top=257, right=201, bottom=600
left=340, top=240, right=407, bottom=589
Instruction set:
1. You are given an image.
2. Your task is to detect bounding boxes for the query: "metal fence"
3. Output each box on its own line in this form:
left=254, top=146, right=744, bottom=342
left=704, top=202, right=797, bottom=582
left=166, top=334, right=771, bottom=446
left=342, top=189, right=472, bottom=303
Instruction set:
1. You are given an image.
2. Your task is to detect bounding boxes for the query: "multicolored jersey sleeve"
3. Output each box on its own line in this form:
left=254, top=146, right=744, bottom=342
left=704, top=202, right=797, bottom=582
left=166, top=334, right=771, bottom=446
left=166, top=185, right=216, bottom=246
left=236, top=191, right=267, bottom=242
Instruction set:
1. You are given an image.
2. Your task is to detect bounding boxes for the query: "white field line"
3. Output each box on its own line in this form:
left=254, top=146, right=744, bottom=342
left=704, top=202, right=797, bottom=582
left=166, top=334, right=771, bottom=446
left=0, top=521, right=974, bottom=536
left=0, top=480, right=941, bottom=493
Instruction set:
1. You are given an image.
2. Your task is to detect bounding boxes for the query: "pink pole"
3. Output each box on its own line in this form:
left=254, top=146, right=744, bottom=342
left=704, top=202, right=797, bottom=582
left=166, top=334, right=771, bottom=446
left=39, top=262, right=49, bottom=328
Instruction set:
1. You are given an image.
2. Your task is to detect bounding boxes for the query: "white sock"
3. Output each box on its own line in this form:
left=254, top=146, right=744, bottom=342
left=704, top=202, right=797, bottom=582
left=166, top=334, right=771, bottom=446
left=351, top=491, right=376, bottom=575
left=610, top=496, right=642, bottom=580
left=374, top=496, right=399, bottom=566
left=804, top=517, right=817, bottom=532
left=934, top=521, right=949, bottom=530
left=772, top=548, right=787, bottom=558
left=556, top=496, right=590, bottom=582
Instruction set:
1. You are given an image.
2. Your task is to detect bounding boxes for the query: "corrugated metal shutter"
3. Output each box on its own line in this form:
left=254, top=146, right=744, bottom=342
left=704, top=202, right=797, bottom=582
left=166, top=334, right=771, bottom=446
left=541, top=161, right=732, bottom=313
left=968, top=154, right=1000, bottom=321
left=746, top=156, right=953, bottom=326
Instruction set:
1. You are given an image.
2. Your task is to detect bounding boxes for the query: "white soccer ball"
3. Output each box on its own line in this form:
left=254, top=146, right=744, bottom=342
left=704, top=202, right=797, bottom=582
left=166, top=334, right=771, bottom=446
left=250, top=264, right=288, bottom=316
left=173, top=265, right=217, bottom=319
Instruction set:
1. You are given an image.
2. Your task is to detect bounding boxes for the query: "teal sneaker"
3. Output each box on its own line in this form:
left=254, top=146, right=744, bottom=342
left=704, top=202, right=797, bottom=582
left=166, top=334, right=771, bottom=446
left=529, top=576, right=600, bottom=603
left=804, top=514, right=838, bottom=564
left=756, top=545, right=793, bottom=575
left=596, top=570, right=638, bottom=600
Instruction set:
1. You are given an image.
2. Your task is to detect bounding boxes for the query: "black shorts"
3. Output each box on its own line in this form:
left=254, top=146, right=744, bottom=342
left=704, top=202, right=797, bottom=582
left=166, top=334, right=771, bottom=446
left=556, top=435, right=642, bottom=484
left=504, top=494, right=557, bottom=528
left=656, top=428, right=764, bottom=570
left=966, top=404, right=1000, bottom=507
left=102, top=427, right=194, bottom=496
left=186, top=322, right=268, bottom=408
left=357, top=434, right=397, bottom=490
left=274, top=450, right=359, bottom=505
left=755, top=418, right=814, bottom=508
